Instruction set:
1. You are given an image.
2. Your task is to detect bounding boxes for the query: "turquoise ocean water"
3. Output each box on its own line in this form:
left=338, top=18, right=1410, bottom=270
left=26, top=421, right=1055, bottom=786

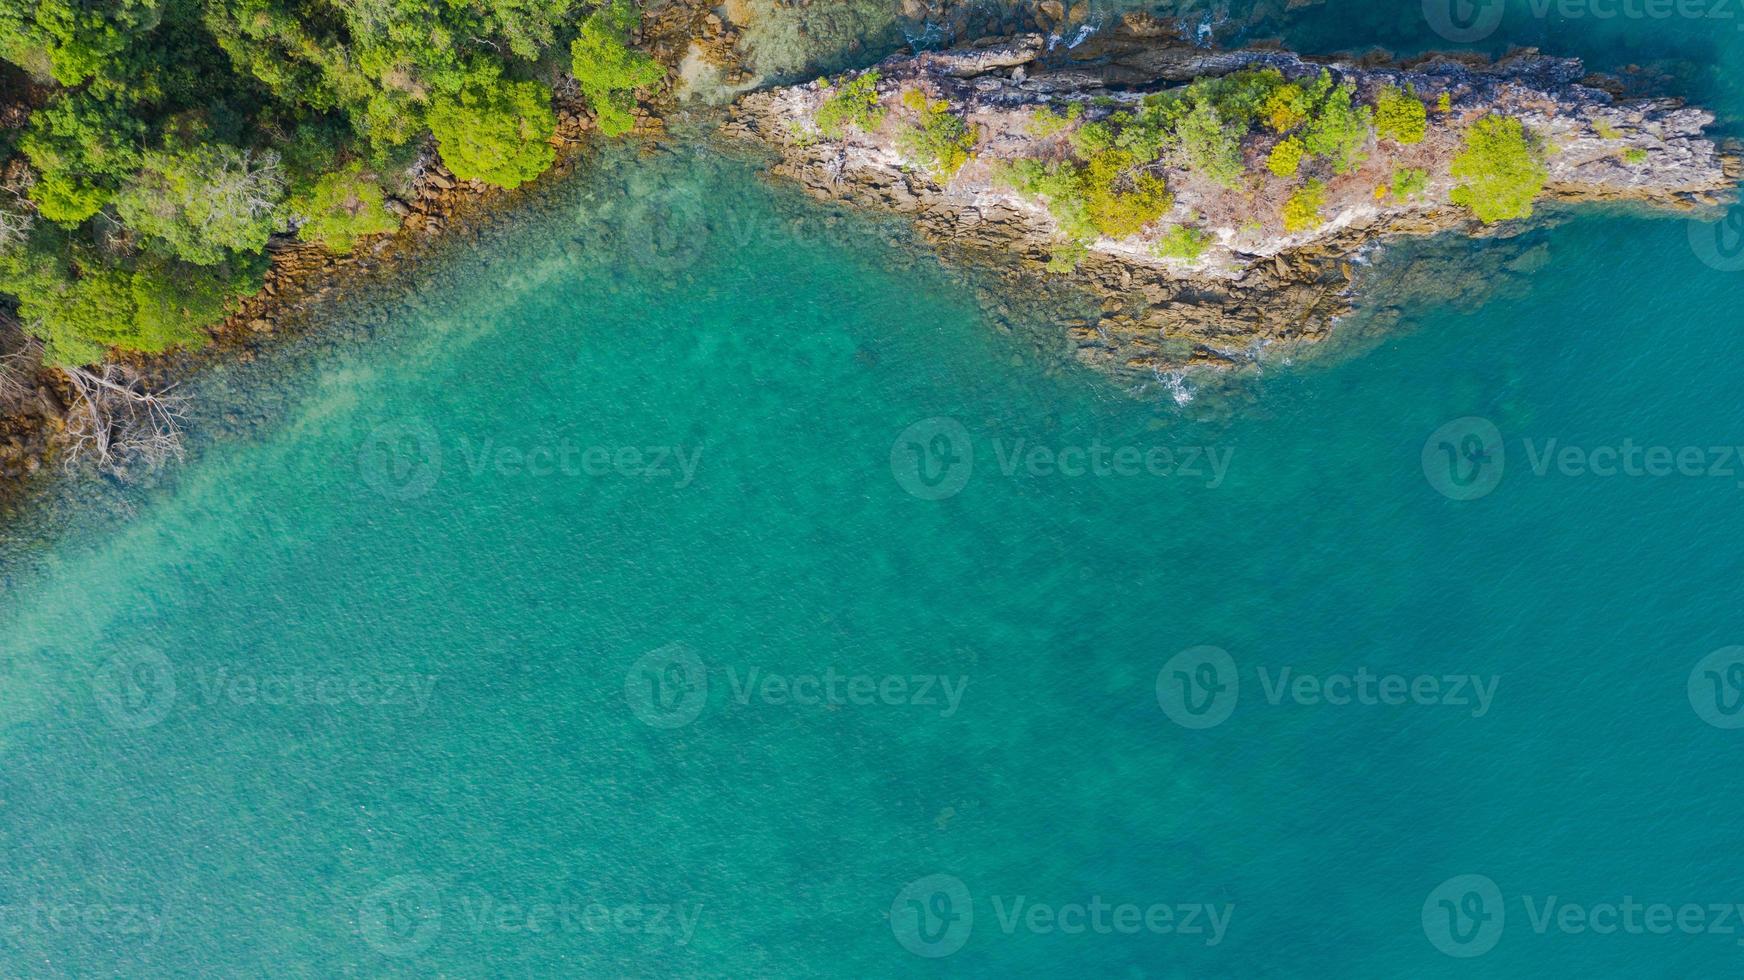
left=5, top=2, right=1744, bottom=975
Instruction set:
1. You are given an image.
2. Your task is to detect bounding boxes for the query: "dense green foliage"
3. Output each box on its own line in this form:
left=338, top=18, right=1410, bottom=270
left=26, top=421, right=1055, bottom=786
left=999, top=68, right=1392, bottom=258
left=1391, top=166, right=1428, bottom=199
left=1027, top=102, right=1081, bottom=137
left=814, top=70, right=883, bottom=138
left=1267, top=136, right=1304, bottom=178
left=294, top=164, right=400, bottom=253
left=0, top=224, right=263, bottom=364
left=115, top=141, right=287, bottom=264
left=0, top=0, right=657, bottom=364
left=571, top=0, right=664, bottom=137
left=1255, top=71, right=1377, bottom=173
left=1374, top=85, right=1427, bottom=145
left=1294, top=73, right=1372, bottom=174
left=20, top=94, right=144, bottom=225
left=1282, top=179, right=1326, bottom=232
left=1144, top=70, right=1282, bottom=189
left=1449, top=115, right=1548, bottom=223
left=1002, top=117, right=1172, bottom=250
left=896, top=88, right=977, bottom=181
left=1153, top=224, right=1211, bottom=261
left=427, top=77, right=557, bottom=188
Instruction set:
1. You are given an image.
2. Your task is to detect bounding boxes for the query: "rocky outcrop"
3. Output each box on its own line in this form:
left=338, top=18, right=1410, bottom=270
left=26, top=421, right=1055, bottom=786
left=726, top=31, right=1741, bottom=381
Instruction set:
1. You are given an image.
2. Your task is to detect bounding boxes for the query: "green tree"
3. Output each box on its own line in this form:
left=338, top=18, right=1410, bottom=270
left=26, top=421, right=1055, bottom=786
left=115, top=141, right=287, bottom=264
left=1449, top=115, right=1548, bottom=223
left=1153, top=224, right=1211, bottom=261
left=131, top=256, right=261, bottom=352
left=1299, top=72, right=1371, bottom=174
left=1375, top=84, right=1427, bottom=145
left=1267, top=136, right=1304, bottom=178
left=896, top=88, right=976, bottom=181
left=20, top=94, right=145, bottom=225
left=1282, top=180, right=1326, bottom=232
left=469, top=0, right=576, bottom=61
left=571, top=0, right=664, bottom=137
left=0, top=0, right=165, bottom=87
left=426, top=76, right=557, bottom=188
left=1390, top=166, right=1428, bottom=199
left=1171, top=100, right=1244, bottom=189
left=294, top=163, right=400, bottom=253
left=815, top=70, right=884, bottom=138
left=1003, top=122, right=1172, bottom=243
left=1262, top=81, right=1308, bottom=133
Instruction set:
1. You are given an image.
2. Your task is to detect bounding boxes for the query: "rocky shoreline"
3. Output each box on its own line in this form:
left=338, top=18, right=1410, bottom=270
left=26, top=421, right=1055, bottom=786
left=0, top=2, right=729, bottom=511
left=725, top=28, right=1741, bottom=383
left=2, top=14, right=1741, bottom=512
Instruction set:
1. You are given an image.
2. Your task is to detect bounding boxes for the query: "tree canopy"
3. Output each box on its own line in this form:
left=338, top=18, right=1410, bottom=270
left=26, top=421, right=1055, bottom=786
left=0, top=0, right=658, bottom=364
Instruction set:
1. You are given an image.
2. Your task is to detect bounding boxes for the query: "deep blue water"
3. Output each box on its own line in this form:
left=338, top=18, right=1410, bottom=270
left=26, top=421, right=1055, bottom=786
left=2, top=2, right=1744, bottom=975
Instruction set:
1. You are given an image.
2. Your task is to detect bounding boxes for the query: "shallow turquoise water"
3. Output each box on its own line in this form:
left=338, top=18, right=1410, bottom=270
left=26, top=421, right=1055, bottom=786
left=5, top=6, right=1744, bottom=976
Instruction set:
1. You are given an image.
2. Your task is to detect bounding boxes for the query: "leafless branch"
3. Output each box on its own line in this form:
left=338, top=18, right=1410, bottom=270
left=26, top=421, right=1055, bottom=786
left=60, top=363, right=189, bottom=473
left=0, top=205, right=31, bottom=251
left=0, top=333, right=40, bottom=404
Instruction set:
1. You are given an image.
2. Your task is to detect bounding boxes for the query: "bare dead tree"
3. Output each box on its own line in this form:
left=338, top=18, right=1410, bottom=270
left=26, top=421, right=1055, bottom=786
left=195, top=146, right=284, bottom=233
left=60, top=363, right=189, bottom=473
left=0, top=204, right=31, bottom=252
left=0, top=333, right=40, bottom=404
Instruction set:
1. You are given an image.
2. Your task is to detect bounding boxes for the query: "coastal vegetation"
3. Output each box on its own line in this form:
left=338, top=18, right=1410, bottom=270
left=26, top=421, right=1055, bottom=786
left=815, top=70, right=884, bottom=138
left=895, top=89, right=977, bottom=179
left=0, top=0, right=666, bottom=367
left=1390, top=166, right=1429, bottom=199
left=1282, top=179, right=1326, bottom=232
left=1374, top=84, right=1428, bottom=144
left=810, top=62, right=1563, bottom=269
left=1153, top=224, right=1212, bottom=261
left=1448, top=115, right=1550, bottom=222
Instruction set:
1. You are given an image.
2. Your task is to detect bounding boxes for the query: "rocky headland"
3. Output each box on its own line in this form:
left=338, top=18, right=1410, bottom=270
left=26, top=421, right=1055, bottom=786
left=726, top=29, right=1741, bottom=381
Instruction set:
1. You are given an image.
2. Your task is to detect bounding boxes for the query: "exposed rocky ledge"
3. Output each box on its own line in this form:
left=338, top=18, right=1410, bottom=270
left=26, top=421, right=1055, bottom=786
left=726, top=31, right=1741, bottom=382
